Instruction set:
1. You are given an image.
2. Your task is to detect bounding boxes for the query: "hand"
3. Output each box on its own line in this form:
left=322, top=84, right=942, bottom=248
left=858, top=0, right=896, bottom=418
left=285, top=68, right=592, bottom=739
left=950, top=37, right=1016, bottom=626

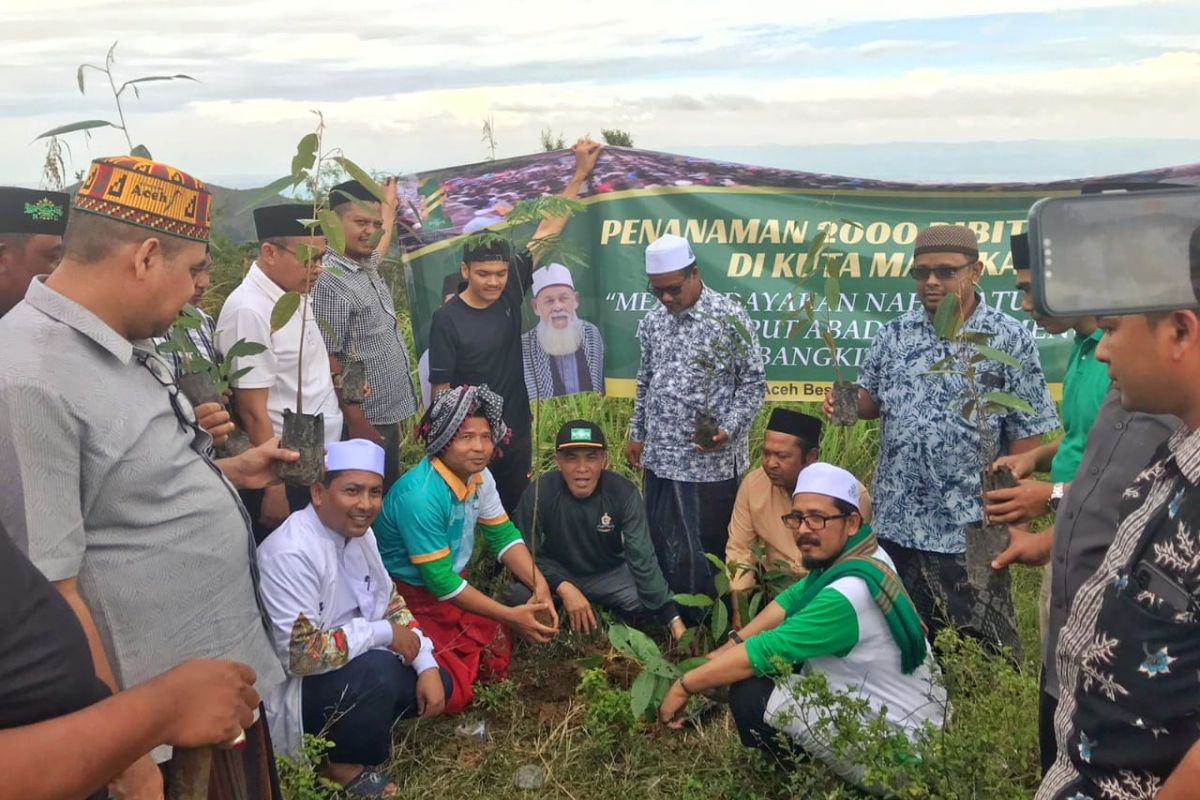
left=347, top=418, right=385, bottom=446
left=146, top=660, right=259, bottom=748
left=507, top=602, right=558, bottom=644
left=362, top=382, right=372, bottom=402
left=821, top=388, right=835, bottom=422
left=668, top=617, right=688, bottom=643
left=992, top=451, right=1038, bottom=481
left=556, top=582, right=597, bottom=635
left=389, top=624, right=421, bottom=663
left=195, top=401, right=234, bottom=446
left=109, top=754, right=164, bottom=800
left=380, top=176, right=399, bottom=216
left=658, top=681, right=689, bottom=729
left=415, top=668, right=447, bottom=719
left=218, top=436, right=301, bottom=490
left=694, top=428, right=729, bottom=452
left=985, top=480, right=1054, bottom=524
left=625, top=440, right=643, bottom=470
left=259, top=484, right=290, bottom=531
left=571, top=138, right=604, bottom=177
left=532, top=576, right=560, bottom=629
left=992, top=525, right=1053, bottom=569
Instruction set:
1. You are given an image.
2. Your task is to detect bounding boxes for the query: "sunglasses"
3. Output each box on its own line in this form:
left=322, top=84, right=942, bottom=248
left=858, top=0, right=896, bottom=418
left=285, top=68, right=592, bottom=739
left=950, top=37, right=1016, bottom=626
left=911, top=263, right=974, bottom=282
left=647, top=270, right=694, bottom=298
left=134, top=349, right=198, bottom=432
left=780, top=512, right=849, bottom=531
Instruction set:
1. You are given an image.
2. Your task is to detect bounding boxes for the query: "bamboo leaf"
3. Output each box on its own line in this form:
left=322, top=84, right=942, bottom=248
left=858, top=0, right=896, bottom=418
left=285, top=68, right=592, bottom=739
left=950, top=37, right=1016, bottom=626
left=982, top=391, right=1035, bottom=415
left=238, top=174, right=301, bottom=214
left=932, top=293, right=963, bottom=340
left=34, top=119, right=118, bottom=140
left=270, top=291, right=301, bottom=333
left=76, top=65, right=86, bottom=94
left=630, top=670, right=655, bottom=718
left=673, top=593, right=713, bottom=609
left=974, top=344, right=1022, bottom=369
left=318, top=209, right=345, bottom=256
left=331, top=157, right=387, bottom=203
left=291, top=132, right=319, bottom=178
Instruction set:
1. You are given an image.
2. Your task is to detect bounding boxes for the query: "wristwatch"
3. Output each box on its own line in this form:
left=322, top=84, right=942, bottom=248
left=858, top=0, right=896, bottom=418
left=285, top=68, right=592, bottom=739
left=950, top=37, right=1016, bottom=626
left=728, top=629, right=744, bottom=644
left=1048, top=482, right=1066, bottom=513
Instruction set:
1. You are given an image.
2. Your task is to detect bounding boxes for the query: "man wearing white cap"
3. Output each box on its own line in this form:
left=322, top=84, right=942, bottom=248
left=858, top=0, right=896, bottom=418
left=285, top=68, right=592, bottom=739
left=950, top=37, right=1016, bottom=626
left=521, top=262, right=605, bottom=400
left=257, top=439, right=452, bottom=797
left=627, top=233, right=765, bottom=604
left=659, top=463, right=943, bottom=792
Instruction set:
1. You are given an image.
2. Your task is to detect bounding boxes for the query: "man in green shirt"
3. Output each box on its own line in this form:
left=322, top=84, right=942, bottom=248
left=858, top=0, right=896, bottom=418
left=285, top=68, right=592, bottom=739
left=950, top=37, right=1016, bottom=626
left=986, top=232, right=1109, bottom=522
left=659, top=464, right=943, bottom=790
left=507, top=421, right=687, bottom=641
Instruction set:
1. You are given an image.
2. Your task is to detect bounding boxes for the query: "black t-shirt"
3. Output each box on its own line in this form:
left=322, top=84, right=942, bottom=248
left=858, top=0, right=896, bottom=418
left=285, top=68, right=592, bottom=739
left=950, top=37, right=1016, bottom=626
left=0, top=532, right=110, bottom=730
left=428, top=252, right=533, bottom=431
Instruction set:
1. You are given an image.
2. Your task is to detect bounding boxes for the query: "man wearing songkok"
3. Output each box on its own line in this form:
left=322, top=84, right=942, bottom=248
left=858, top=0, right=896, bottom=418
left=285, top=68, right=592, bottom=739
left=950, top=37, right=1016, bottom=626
left=521, top=263, right=605, bottom=400
left=725, top=409, right=873, bottom=628
left=428, top=139, right=603, bottom=513
left=218, top=204, right=343, bottom=543
left=0, top=186, right=68, bottom=316
left=0, top=156, right=298, bottom=799
left=313, top=178, right=417, bottom=491
left=258, top=439, right=452, bottom=797
left=660, top=464, right=944, bottom=792
left=626, top=233, right=766, bottom=604
left=374, top=385, right=559, bottom=712
left=825, top=224, right=1058, bottom=658
left=507, top=420, right=687, bottom=640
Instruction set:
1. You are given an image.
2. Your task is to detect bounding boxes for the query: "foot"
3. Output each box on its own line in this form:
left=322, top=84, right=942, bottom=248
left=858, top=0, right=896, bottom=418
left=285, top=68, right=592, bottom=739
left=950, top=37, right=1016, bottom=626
left=326, top=764, right=399, bottom=798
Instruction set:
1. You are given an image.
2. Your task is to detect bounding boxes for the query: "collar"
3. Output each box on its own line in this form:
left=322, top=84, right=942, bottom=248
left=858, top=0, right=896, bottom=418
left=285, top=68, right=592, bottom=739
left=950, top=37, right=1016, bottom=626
left=299, top=503, right=350, bottom=546
left=430, top=457, right=482, bottom=501
left=323, top=248, right=377, bottom=274
left=24, top=276, right=134, bottom=364
left=1168, top=426, right=1200, bottom=486
left=1076, top=328, right=1104, bottom=347
left=246, top=262, right=288, bottom=304
left=677, top=283, right=717, bottom=320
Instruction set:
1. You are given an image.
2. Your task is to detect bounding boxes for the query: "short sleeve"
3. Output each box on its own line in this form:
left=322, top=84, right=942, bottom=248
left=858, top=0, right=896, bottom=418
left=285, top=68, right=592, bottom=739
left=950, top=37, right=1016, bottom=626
left=744, top=586, right=859, bottom=676
left=427, top=307, right=457, bottom=386
left=215, top=304, right=276, bottom=390
left=310, top=276, right=352, bottom=357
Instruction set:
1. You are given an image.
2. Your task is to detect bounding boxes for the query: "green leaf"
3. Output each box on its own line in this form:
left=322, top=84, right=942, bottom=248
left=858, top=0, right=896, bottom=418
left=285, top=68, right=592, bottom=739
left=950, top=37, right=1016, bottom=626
left=607, top=623, right=633, bottom=655
left=961, top=399, right=976, bottom=422
left=119, top=75, right=198, bottom=96
left=961, top=331, right=991, bottom=345
left=710, top=599, right=729, bottom=641
left=713, top=571, right=729, bottom=597
left=801, top=230, right=828, bottom=282
left=736, top=592, right=751, bottom=626
left=331, top=157, right=387, bottom=203
left=748, top=592, right=764, bottom=619
left=932, top=293, right=963, bottom=340
left=676, top=627, right=697, bottom=652
left=318, top=209, right=345, bottom=256
left=982, top=391, right=1035, bottom=415
left=270, top=291, right=301, bottom=333
left=974, top=344, right=1022, bottom=369
left=227, top=366, right=253, bottom=384
left=293, top=243, right=320, bottom=265
left=820, top=329, right=837, bottom=353
left=225, top=339, right=268, bottom=360
left=34, top=119, right=118, bottom=140
left=575, top=655, right=602, bottom=670
left=704, top=553, right=727, bottom=573
left=630, top=670, right=655, bottom=718
left=673, top=593, right=713, bottom=609
left=677, top=657, right=709, bottom=673
left=131, top=144, right=152, bottom=159
left=291, top=132, right=319, bottom=178
left=156, top=341, right=183, bottom=353
left=238, top=174, right=301, bottom=214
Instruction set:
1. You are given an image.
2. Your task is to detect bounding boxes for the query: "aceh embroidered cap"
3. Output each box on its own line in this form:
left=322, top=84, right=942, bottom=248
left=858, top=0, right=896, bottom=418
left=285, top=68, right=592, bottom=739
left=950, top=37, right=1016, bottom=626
left=531, top=263, right=575, bottom=298
left=325, top=439, right=386, bottom=477
left=555, top=419, right=607, bottom=451
left=793, top=462, right=860, bottom=511
left=644, top=233, right=696, bottom=275
left=73, top=156, right=210, bottom=241
left=0, top=187, right=70, bottom=235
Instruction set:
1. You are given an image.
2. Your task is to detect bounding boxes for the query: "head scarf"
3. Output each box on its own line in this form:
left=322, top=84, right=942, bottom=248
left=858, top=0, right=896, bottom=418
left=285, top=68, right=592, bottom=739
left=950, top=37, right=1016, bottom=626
left=418, top=384, right=509, bottom=456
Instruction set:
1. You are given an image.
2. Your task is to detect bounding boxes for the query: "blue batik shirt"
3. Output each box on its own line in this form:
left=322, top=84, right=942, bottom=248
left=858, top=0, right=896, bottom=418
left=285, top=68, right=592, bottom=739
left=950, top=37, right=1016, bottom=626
left=859, top=300, right=1059, bottom=554
left=629, top=286, right=766, bottom=483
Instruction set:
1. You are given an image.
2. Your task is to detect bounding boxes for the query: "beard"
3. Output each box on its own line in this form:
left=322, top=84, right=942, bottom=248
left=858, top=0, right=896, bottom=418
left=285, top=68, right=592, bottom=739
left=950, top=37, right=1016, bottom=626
left=800, top=552, right=839, bottom=571
left=535, top=315, right=584, bottom=356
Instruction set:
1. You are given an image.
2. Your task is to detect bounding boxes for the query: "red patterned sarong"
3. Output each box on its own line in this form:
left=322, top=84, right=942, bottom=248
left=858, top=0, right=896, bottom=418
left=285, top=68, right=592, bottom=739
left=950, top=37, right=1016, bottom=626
left=393, top=577, right=511, bottom=714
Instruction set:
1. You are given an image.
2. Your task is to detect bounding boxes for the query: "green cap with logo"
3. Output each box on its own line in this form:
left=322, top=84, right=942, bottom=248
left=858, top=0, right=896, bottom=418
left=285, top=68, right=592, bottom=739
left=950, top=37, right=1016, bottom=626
left=555, top=419, right=607, bottom=451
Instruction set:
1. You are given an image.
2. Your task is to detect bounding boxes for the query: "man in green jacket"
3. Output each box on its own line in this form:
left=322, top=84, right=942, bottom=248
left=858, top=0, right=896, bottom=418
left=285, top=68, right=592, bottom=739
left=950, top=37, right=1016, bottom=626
left=509, top=420, right=687, bottom=642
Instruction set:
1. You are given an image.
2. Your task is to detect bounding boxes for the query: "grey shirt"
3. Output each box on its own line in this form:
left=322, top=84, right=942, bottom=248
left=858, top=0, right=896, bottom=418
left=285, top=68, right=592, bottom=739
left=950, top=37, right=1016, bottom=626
left=0, top=278, right=284, bottom=698
left=1043, top=387, right=1179, bottom=698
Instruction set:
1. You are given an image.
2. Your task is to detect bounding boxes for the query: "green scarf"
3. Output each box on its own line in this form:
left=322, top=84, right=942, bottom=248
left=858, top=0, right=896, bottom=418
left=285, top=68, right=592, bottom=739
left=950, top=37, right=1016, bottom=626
left=792, top=524, right=928, bottom=674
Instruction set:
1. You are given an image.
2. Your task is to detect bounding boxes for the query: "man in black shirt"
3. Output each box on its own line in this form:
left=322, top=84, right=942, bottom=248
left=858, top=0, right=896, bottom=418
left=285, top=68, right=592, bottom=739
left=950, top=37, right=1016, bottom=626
left=427, top=139, right=602, bottom=512
left=507, top=420, right=686, bottom=640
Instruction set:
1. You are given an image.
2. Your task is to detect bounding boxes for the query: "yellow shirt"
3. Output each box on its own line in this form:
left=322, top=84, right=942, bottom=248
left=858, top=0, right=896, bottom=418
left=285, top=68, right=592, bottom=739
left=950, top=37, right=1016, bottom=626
left=725, top=468, right=873, bottom=592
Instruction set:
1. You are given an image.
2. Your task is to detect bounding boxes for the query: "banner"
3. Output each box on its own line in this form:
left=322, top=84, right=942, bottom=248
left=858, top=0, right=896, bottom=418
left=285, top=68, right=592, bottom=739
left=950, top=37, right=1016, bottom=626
left=397, top=148, right=1200, bottom=400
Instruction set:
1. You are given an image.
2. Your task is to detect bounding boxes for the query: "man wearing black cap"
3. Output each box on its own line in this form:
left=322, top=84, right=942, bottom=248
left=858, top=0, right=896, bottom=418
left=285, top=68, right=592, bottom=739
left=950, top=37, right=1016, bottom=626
left=218, top=203, right=342, bottom=541
left=0, top=187, right=69, bottom=316
left=313, top=177, right=417, bottom=491
left=507, top=420, right=687, bottom=640
left=725, top=409, right=872, bottom=628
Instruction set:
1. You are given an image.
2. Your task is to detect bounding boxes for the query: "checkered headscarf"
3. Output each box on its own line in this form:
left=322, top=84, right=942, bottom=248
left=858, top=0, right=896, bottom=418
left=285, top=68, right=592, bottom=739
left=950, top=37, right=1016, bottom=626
left=418, top=384, right=509, bottom=456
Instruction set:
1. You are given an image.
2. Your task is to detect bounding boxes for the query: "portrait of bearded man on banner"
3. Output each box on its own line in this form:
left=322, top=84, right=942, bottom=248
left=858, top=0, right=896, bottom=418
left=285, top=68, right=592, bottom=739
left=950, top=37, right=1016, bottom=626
left=522, top=262, right=605, bottom=399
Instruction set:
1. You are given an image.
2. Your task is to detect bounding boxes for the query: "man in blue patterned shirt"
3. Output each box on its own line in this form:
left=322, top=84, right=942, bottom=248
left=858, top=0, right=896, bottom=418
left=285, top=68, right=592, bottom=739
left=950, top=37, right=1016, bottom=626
left=626, top=234, right=766, bottom=605
left=824, top=224, right=1058, bottom=657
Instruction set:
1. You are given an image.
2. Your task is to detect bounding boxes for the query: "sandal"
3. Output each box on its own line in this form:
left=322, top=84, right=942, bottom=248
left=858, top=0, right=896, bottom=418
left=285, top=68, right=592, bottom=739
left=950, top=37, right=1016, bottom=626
left=342, top=769, right=399, bottom=798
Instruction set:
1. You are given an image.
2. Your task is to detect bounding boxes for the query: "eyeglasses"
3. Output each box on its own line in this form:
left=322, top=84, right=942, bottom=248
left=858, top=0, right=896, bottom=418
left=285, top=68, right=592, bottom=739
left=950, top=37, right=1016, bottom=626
left=134, top=349, right=198, bottom=432
left=647, top=271, right=694, bottom=298
left=780, top=512, right=849, bottom=531
left=271, top=242, right=324, bottom=266
left=911, top=263, right=974, bottom=282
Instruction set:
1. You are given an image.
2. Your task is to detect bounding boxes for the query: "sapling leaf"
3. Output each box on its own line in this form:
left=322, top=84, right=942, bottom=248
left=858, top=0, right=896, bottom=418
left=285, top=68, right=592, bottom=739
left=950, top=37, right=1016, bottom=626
left=737, top=592, right=751, bottom=626
left=76, top=65, right=86, bottom=94
left=710, top=600, right=729, bottom=641
left=677, top=657, right=709, bottom=673
left=961, top=332, right=991, bottom=345
left=318, top=209, right=345, bottom=256
left=801, top=230, right=828, bottom=282
left=673, top=593, right=713, bottom=608
left=714, top=571, right=729, bottom=597
left=227, top=366, right=254, bottom=383
left=34, top=119, right=118, bottom=140
left=157, top=341, right=184, bottom=353
left=982, top=391, right=1035, bottom=414
left=676, top=627, right=697, bottom=652
left=932, top=294, right=963, bottom=340
left=748, top=592, right=764, bottom=619
left=704, top=553, right=727, bottom=573
left=291, top=132, right=319, bottom=177
left=225, top=339, right=268, bottom=360
left=270, top=291, right=301, bottom=333
left=975, top=345, right=1022, bottom=369
left=332, top=157, right=387, bottom=203
left=607, top=623, right=632, bottom=654
left=630, top=670, right=655, bottom=718
left=239, top=174, right=302, bottom=213
left=820, top=329, right=837, bottom=352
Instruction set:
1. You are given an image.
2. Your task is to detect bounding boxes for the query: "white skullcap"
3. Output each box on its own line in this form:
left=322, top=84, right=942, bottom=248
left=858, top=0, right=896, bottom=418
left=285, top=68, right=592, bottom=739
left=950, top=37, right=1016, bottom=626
left=645, top=234, right=696, bottom=275
left=531, top=263, right=575, bottom=298
left=793, top=462, right=860, bottom=510
left=325, top=439, right=386, bottom=477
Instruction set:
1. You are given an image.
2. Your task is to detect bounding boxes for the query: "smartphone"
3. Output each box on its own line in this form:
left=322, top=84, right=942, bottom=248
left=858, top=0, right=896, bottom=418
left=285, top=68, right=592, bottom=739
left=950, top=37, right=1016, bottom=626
left=1132, top=560, right=1194, bottom=616
left=1028, top=188, right=1200, bottom=318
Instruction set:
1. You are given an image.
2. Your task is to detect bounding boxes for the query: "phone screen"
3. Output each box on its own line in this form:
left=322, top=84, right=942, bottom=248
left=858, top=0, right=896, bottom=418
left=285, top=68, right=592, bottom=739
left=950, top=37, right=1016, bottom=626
left=1029, top=188, right=1200, bottom=318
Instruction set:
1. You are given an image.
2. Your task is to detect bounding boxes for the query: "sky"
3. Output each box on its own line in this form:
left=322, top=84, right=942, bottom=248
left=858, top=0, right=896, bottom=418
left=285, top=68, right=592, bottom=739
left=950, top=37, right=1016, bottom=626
left=1, top=0, right=1198, bottom=187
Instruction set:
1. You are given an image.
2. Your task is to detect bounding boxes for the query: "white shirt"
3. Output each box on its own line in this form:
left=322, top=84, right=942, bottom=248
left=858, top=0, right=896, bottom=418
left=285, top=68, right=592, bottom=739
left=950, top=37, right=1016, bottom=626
left=216, top=263, right=342, bottom=444
left=256, top=504, right=436, bottom=756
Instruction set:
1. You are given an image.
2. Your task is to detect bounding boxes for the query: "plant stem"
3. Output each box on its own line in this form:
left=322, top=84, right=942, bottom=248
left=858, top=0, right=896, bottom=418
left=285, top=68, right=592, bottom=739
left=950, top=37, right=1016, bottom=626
left=105, top=66, right=133, bottom=152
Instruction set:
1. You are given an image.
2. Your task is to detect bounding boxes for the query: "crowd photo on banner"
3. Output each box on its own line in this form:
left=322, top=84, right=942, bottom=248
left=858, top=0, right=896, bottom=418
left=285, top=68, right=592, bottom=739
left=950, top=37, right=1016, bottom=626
left=6, top=127, right=1200, bottom=800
